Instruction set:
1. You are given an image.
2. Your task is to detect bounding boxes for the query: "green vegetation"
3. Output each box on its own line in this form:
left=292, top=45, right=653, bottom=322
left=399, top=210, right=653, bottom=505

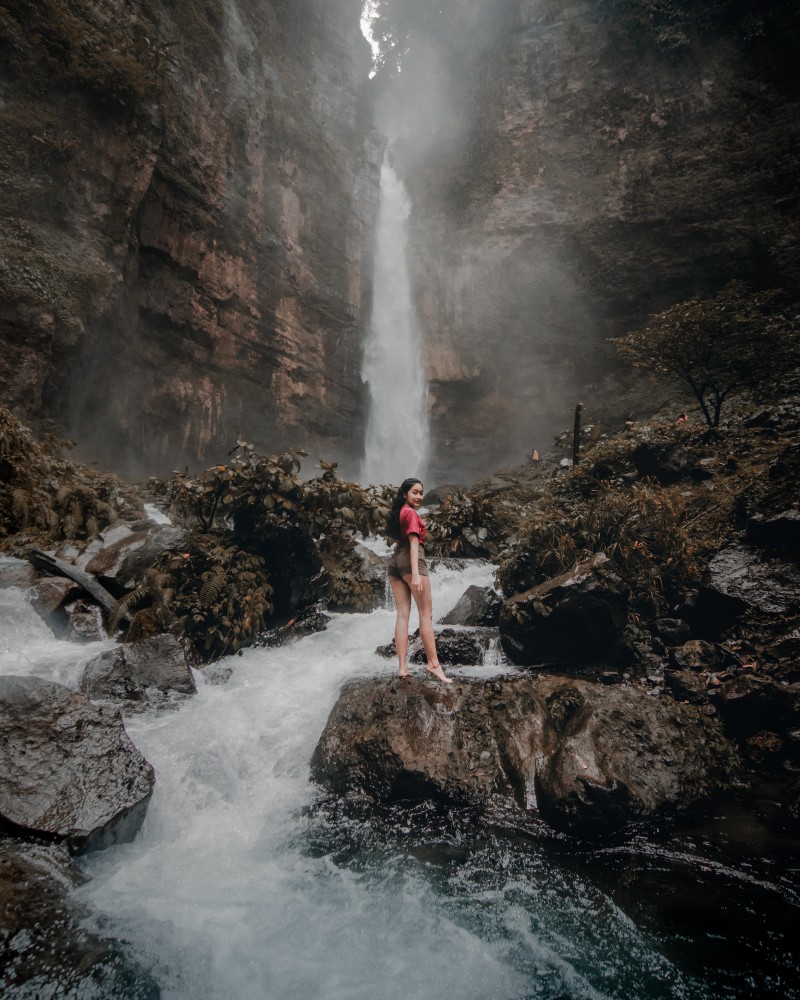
left=612, top=282, right=799, bottom=428
left=0, top=405, right=143, bottom=547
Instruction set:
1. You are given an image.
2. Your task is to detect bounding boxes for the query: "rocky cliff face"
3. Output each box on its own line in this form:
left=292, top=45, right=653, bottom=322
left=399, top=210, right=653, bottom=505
left=0, top=0, right=379, bottom=477
left=386, top=0, right=800, bottom=481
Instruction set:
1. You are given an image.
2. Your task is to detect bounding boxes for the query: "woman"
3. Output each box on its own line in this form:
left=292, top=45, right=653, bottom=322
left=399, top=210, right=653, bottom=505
left=386, top=478, right=453, bottom=683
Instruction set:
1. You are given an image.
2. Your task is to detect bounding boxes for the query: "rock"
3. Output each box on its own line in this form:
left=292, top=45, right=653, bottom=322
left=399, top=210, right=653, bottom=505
left=0, top=839, right=159, bottom=998
left=65, top=600, right=107, bottom=642
left=0, top=676, right=154, bottom=852
left=499, top=553, right=628, bottom=665
left=766, top=629, right=800, bottom=664
left=253, top=604, right=331, bottom=648
left=710, top=674, right=800, bottom=738
left=0, top=556, right=37, bottom=589
left=670, top=640, right=722, bottom=672
left=744, top=731, right=784, bottom=767
left=376, top=627, right=498, bottom=667
left=85, top=524, right=188, bottom=590
left=632, top=442, right=695, bottom=484
left=80, top=634, right=196, bottom=709
left=743, top=408, right=776, bottom=429
left=653, top=617, right=692, bottom=645
left=28, top=576, right=83, bottom=619
left=439, top=585, right=502, bottom=627
left=696, top=542, right=800, bottom=636
left=747, top=509, right=800, bottom=554
left=663, top=668, right=710, bottom=704
left=410, top=628, right=486, bottom=666
left=310, top=674, right=738, bottom=837
left=422, top=484, right=465, bottom=506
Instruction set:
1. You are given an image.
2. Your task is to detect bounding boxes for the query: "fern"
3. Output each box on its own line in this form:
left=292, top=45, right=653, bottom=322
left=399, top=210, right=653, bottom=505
left=199, top=571, right=227, bottom=607
left=108, top=586, right=148, bottom=632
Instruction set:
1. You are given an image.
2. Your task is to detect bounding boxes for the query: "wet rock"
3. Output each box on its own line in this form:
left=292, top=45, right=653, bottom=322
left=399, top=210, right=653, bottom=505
left=0, top=556, right=37, bottom=589
left=632, top=442, right=696, bottom=484
left=66, top=600, right=107, bottom=642
left=410, top=628, right=486, bottom=666
left=28, top=576, right=83, bottom=619
left=670, top=640, right=722, bottom=672
left=439, top=585, right=502, bottom=627
left=80, top=634, right=195, bottom=709
left=499, top=553, right=628, bottom=665
left=423, top=484, right=465, bottom=506
left=0, top=839, right=159, bottom=999
left=663, top=668, right=710, bottom=704
left=84, top=523, right=188, bottom=590
left=697, top=543, right=800, bottom=635
left=377, top=627, right=495, bottom=666
left=766, top=628, right=800, bottom=664
left=653, top=618, right=692, bottom=645
left=0, top=676, right=154, bottom=852
left=710, top=673, right=800, bottom=738
left=744, top=731, right=784, bottom=767
left=253, top=603, right=331, bottom=648
left=747, top=509, right=800, bottom=554
left=311, top=674, right=738, bottom=837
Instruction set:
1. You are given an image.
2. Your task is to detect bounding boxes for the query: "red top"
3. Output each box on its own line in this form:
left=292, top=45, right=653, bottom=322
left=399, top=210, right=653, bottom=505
left=399, top=505, right=427, bottom=545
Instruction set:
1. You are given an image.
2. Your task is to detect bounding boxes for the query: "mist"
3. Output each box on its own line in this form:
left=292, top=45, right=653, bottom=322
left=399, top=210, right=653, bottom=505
left=364, top=0, right=607, bottom=485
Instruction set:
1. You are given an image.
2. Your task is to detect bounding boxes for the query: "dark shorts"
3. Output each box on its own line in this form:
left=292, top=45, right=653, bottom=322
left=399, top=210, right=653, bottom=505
left=387, top=542, right=429, bottom=581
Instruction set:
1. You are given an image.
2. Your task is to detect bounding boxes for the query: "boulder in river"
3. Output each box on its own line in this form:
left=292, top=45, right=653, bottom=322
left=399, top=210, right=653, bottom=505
left=499, top=553, right=629, bottom=665
left=310, top=674, right=739, bottom=837
left=439, top=585, right=502, bottom=627
left=80, top=634, right=196, bottom=709
left=0, top=676, right=155, bottom=852
left=0, top=838, right=159, bottom=998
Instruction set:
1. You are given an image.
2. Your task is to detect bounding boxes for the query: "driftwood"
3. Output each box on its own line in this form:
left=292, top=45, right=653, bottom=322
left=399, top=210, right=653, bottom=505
left=28, top=548, right=124, bottom=620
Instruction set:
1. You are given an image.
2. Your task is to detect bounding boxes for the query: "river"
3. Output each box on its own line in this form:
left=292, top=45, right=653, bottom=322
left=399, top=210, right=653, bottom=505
left=1, top=556, right=799, bottom=999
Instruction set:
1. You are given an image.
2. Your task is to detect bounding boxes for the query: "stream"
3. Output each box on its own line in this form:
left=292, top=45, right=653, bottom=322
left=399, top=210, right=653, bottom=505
left=2, top=557, right=799, bottom=999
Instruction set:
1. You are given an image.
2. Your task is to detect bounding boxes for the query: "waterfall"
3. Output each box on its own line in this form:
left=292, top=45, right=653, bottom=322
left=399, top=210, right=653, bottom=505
left=361, top=157, right=429, bottom=486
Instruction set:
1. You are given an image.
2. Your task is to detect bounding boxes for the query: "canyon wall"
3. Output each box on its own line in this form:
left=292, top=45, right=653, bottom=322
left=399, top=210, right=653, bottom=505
left=380, top=0, right=800, bottom=482
left=0, top=0, right=379, bottom=477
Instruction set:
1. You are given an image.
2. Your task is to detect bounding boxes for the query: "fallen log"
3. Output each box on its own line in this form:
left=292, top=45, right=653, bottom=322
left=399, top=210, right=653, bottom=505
left=27, top=548, right=125, bottom=621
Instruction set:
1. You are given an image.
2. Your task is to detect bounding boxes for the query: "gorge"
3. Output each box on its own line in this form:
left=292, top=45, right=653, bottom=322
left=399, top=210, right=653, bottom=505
left=1, top=0, right=798, bottom=480
left=1, top=1, right=800, bottom=998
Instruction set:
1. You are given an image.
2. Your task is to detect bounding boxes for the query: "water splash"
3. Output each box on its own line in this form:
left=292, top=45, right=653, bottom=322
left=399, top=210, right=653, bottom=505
left=361, top=157, right=429, bottom=486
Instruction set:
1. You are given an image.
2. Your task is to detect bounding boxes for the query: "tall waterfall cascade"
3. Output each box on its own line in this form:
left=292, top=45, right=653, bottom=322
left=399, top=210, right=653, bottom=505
left=361, top=158, right=429, bottom=486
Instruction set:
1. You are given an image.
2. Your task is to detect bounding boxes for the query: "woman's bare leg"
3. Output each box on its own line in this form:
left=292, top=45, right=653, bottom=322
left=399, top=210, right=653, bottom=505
left=404, top=575, right=453, bottom=683
left=389, top=576, right=412, bottom=677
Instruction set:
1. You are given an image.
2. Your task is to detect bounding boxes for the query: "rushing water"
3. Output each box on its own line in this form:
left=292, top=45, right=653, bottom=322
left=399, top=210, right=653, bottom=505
left=2, top=557, right=800, bottom=999
left=361, top=158, right=429, bottom=485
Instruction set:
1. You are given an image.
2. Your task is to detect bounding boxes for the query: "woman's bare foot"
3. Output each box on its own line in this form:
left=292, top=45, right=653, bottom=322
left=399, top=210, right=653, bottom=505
left=398, top=666, right=410, bottom=678
left=425, top=663, right=453, bottom=684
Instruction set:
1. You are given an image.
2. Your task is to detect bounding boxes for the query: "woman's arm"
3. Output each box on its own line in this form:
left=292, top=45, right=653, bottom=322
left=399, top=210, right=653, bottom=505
left=408, top=534, right=423, bottom=594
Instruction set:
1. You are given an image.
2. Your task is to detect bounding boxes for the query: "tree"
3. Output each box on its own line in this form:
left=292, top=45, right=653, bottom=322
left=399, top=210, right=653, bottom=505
left=612, top=282, right=798, bottom=428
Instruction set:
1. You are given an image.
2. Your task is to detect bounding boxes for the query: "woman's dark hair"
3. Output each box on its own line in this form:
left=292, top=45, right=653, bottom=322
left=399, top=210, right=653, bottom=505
left=386, top=478, right=423, bottom=540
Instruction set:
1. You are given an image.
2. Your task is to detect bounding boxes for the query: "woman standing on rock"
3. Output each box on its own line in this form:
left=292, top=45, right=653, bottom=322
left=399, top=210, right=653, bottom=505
left=386, top=478, right=453, bottom=684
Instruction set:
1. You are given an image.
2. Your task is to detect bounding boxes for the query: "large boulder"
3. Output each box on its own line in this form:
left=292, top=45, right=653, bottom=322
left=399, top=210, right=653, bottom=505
left=80, top=634, right=196, bottom=709
left=0, top=676, right=155, bottom=852
left=84, top=523, right=188, bottom=590
left=439, top=585, right=502, bottom=627
left=695, top=542, right=800, bottom=637
left=499, top=553, right=628, bottom=665
left=0, top=839, right=159, bottom=998
left=310, top=674, right=738, bottom=836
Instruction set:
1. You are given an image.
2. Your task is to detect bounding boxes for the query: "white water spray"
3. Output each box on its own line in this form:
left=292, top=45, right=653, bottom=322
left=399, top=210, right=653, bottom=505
left=361, top=158, right=429, bottom=486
